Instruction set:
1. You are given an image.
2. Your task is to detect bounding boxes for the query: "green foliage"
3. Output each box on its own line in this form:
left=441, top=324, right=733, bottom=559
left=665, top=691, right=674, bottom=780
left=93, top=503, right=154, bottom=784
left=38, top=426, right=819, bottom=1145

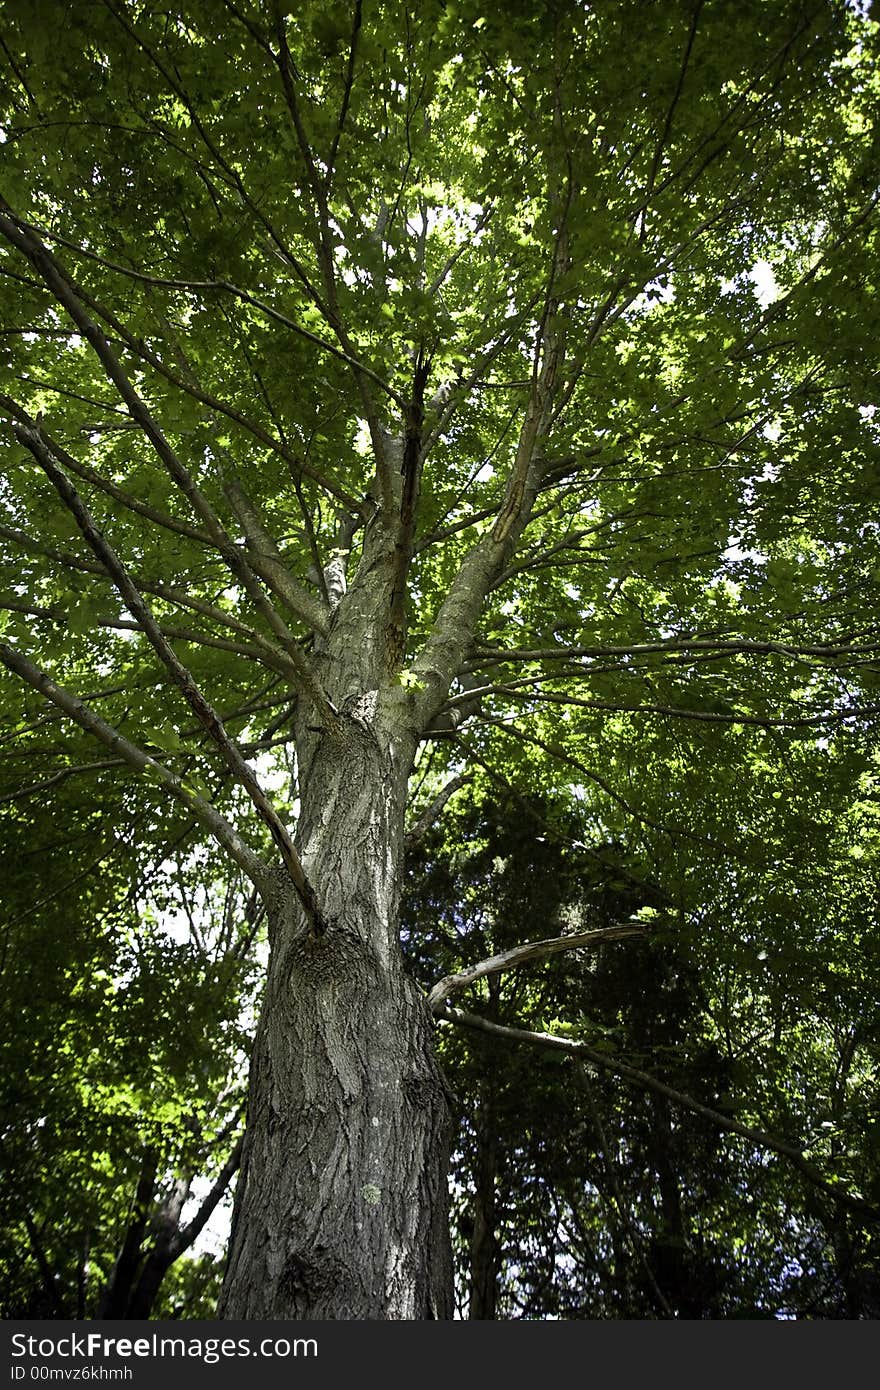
left=1, top=0, right=879, bottom=1318
left=0, top=770, right=258, bottom=1317
left=405, top=793, right=880, bottom=1318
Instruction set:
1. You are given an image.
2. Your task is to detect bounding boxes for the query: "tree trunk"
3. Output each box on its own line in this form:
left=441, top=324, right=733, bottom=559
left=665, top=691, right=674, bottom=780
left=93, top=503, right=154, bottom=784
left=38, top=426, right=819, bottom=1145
left=647, top=1097, right=701, bottom=1318
left=467, top=1087, right=499, bottom=1320
left=97, top=1151, right=157, bottom=1319
left=124, top=1175, right=191, bottom=1320
left=468, top=989, right=501, bottom=1320
left=218, top=672, right=454, bottom=1319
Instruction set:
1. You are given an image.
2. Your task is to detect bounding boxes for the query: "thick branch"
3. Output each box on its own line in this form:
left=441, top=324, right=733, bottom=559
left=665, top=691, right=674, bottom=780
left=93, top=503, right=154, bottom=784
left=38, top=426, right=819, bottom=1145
left=409, top=444, right=551, bottom=728
left=388, top=354, right=429, bottom=665
left=221, top=469, right=330, bottom=636
left=428, top=924, right=645, bottom=1013
left=13, top=421, right=328, bottom=933
left=410, top=249, right=565, bottom=723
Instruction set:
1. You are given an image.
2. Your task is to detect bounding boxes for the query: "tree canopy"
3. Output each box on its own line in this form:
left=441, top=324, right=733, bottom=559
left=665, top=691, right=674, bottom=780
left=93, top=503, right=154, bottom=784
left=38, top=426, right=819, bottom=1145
left=1, top=0, right=879, bottom=1319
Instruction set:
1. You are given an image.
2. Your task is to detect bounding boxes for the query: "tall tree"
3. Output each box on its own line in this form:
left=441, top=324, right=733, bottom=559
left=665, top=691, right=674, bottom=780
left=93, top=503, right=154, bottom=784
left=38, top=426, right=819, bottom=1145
left=1, top=0, right=878, bottom=1318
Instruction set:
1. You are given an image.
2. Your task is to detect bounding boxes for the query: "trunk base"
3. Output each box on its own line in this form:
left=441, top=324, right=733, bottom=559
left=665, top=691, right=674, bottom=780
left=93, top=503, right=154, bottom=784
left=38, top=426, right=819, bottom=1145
left=219, top=888, right=453, bottom=1320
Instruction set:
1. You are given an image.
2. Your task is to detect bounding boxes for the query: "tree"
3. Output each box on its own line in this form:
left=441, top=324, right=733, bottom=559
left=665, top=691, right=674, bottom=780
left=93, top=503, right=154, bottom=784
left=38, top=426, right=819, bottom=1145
left=0, top=773, right=258, bottom=1318
left=1, top=0, right=879, bottom=1319
left=404, top=795, right=880, bottom=1318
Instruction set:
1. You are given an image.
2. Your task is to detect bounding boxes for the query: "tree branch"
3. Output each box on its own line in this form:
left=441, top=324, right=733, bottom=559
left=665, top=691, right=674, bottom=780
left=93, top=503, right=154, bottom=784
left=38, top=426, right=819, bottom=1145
left=220, top=466, right=330, bottom=636
left=428, top=923, right=646, bottom=1013
left=18, top=215, right=406, bottom=408
left=0, top=596, right=298, bottom=678
left=0, top=639, right=269, bottom=892
left=173, top=1135, right=244, bottom=1258
left=0, top=521, right=303, bottom=664
left=478, top=716, right=710, bottom=847
left=0, top=393, right=211, bottom=547
left=471, top=638, right=880, bottom=665
left=438, top=1007, right=880, bottom=1221
left=478, top=684, right=880, bottom=731
left=268, top=3, right=395, bottom=518
left=326, top=0, right=363, bottom=192
left=409, top=197, right=570, bottom=723
left=11, top=421, right=329, bottom=933
left=0, top=758, right=124, bottom=806
left=0, top=221, right=336, bottom=713
left=388, top=352, right=429, bottom=665
left=405, top=772, right=470, bottom=848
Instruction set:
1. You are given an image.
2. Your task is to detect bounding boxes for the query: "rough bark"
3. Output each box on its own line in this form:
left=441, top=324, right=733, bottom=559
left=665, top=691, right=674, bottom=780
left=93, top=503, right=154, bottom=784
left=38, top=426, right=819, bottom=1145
left=218, top=752, right=452, bottom=1317
left=218, top=535, right=454, bottom=1319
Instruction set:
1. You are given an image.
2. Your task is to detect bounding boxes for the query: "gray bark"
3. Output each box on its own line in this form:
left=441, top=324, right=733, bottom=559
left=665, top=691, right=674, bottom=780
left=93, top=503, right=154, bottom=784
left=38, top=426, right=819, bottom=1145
left=218, top=536, right=454, bottom=1319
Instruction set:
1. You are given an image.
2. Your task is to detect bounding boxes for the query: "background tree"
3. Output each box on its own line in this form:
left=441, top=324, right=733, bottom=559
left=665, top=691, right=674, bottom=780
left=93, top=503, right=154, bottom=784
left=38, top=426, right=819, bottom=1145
left=1, top=0, right=879, bottom=1318
left=405, top=793, right=880, bottom=1318
left=0, top=770, right=258, bottom=1318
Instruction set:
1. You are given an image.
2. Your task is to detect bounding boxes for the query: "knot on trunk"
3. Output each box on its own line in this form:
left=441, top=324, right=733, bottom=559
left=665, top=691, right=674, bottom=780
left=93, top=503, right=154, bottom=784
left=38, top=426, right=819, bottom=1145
left=341, top=687, right=379, bottom=730
left=281, top=1248, right=348, bottom=1314
left=284, top=922, right=383, bottom=999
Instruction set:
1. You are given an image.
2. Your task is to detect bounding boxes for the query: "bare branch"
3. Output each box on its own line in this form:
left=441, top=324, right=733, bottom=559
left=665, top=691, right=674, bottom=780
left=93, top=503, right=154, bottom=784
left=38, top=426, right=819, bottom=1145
left=438, top=1007, right=880, bottom=1220
left=428, top=923, right=645, bottom=1013
left=173, top=1135, right=244, bottom=1258
left=471, top=638, right=880, bottom=665
left=405, top=773, right=470, bottom=848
